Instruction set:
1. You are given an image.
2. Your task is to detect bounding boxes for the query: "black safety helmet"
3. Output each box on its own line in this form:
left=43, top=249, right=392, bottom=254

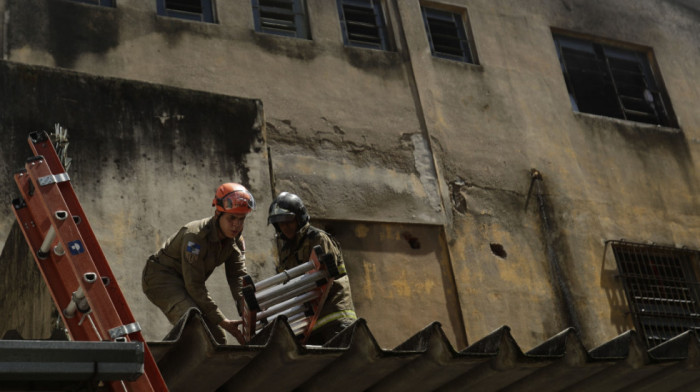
left=268, top=192, right=310, bottom=228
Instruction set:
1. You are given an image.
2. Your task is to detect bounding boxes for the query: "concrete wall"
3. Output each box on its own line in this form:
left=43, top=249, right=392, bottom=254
left=405, top=0, right=700, bottom=347
left=320, top=220, right=466, bottom=348
left=0, top=61, right=271, bottom=341
left=0, top=0, right=698, bottom=350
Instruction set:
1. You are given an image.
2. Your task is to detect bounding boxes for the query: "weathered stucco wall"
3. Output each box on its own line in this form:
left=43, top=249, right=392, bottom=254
left=320, top=220, right=467, bottom=348
left=0, top=222, right=56, bottom=340
left=4, top=0, right=443, bottom=225
left=400, top=0, right=700, bottom=347
left=0, top=0, right=698, bottom=351
left=0, top=62, right=272, bottom=341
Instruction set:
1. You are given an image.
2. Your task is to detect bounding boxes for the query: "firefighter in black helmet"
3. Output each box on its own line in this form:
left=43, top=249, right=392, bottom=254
left=268, top=192, right=357, bottom=345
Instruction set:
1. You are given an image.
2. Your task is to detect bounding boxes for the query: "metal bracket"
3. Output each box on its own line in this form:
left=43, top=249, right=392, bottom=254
left=109, top=322, right=141, bottom=340
left=38, top=173, right=70, bottom=186
left=77, top=311, right=91, bottom=326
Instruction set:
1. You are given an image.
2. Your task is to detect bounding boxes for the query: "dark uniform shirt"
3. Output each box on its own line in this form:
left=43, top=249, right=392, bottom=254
left=276, top=223, right=356, bottom=332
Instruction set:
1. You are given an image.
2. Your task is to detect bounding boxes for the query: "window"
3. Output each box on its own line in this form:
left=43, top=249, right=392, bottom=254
left=421, top=6, right=475, bottom=63
left=70, top=0, right=115, bottom=5
left=611, top=241, right=700, bottom=348
left=337, top=0, right=388, bottom=50
left=553, top=34, right=675, bottom=127
left=157, top=0, right=216, bottom=23
left=252, top=0, right=310, bottom=39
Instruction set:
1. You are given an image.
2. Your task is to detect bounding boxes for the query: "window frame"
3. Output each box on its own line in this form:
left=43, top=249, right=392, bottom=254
left=611, top=240, right=700, bottom=348
left=156, top=0, right=216, bottom=23
left=552, top=32, right=676, bottom=127
left=252, top=0, right=311, bottom=39
left=337, top=0, right=389, bottom=51
left=421, top=6, right=476, bottom=64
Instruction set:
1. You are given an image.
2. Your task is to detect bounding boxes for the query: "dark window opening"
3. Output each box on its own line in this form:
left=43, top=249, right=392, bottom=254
left=167, top=0, right=201, bottom=13
left=553, top=34, right=675, bottom=127
left=337, top=0, right=388, bottom=50
left=157, top=0, right=215, bottom=23
left=252, top=0, right=310, bottom=39
left=421, top=7, right=475, bottom=63
left=611, top=241, right=700, bottom=348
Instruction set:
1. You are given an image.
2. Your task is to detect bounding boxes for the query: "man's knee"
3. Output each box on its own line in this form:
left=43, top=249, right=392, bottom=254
left=163, top=299, right=198, bottom=325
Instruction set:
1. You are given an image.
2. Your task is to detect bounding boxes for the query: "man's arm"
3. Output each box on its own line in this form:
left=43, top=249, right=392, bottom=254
left=224, top=238, right=248, bottom=314
left=180, top=235, right=226, bottom=326
left=316, top=232, right=347, bottom=277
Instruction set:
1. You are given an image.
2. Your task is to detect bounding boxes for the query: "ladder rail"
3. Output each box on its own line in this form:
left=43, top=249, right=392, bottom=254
left=241, top=246, right=337, bottom=344
left=12, top=132, right=168, bottom=392
left=12, top=194, right=99, bottom=342
left=29, top=132, right=145, bottom=341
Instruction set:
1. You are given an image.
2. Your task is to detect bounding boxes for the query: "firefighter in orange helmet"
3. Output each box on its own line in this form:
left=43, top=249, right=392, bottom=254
left=142, top=183, right=255, bottom=344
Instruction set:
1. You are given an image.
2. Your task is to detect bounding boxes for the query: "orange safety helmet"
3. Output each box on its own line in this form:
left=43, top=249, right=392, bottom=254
left=212, top=183, right=256, bottom=215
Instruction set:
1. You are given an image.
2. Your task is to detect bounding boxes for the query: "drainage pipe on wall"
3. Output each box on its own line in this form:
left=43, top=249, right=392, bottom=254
left=528, top=169, right=583, bottom=336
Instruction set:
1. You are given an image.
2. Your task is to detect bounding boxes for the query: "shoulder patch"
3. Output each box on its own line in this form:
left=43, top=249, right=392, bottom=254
left=185, top=241, right=201, bottom=264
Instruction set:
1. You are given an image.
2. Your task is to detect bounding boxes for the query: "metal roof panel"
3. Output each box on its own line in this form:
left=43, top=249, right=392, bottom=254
left=5, top=309, right=700, bottom=391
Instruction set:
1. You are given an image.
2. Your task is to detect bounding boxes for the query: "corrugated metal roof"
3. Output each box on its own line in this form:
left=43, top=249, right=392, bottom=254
left=148, top=309, right=700, bottom=392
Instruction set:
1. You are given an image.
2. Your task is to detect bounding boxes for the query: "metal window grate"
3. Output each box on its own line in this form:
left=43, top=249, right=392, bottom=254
left=421, top=7, right=473, bottom=63
left=611, top=241, right=700, bottom=348
left=337, top=0, right=388, bottom=50
left=252, top=0, right=310, bottom=39
left=553, top=34, right=674, bottom=127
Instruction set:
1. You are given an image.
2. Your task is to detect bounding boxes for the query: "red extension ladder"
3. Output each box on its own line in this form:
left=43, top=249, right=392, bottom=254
left=11, top=131, right=168, bottom=391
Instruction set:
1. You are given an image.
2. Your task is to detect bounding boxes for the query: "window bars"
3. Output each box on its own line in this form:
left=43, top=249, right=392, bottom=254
left=611, top=240, right=700, bottom=348
left=421, top=7, right=474, bottom=63
left=337, top=0, right=388, bottom=50
left=252, top=0, right=310, bottom=39
left=553, top=34, right=675, bottom=127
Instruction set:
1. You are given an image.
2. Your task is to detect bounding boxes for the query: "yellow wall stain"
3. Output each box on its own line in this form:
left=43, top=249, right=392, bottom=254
left=381, top=224, right=400, bottom=241
left=390, top=269, right=412, bottom=297
left=355, top=224, right=370, bottom=238
left=362, top=260, right=375, bottom=301
left=421, top=279, right=436, bottom=294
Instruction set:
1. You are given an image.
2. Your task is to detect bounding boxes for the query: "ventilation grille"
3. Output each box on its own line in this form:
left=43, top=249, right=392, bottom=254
left=612, top=241, right=700, bottom=348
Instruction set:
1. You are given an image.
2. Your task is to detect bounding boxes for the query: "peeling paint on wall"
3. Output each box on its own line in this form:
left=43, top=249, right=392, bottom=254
left=409, top=133, right=443, bottom=214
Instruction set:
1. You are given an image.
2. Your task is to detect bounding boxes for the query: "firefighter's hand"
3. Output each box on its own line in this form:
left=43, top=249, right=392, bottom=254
left=219, top=318, right=245, bottom=345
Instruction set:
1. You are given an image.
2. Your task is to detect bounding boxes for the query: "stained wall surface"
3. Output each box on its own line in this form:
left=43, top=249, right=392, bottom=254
left=0, top=0, right=698, bottom=350
left=0, top=62, right=271, bottom=342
